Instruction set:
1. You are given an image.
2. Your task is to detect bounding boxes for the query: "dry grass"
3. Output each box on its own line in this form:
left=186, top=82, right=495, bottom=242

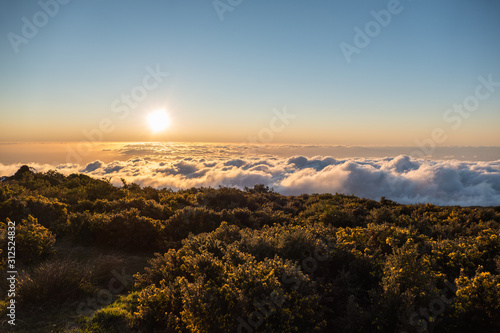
left=17, top=259, right=93, bottom=305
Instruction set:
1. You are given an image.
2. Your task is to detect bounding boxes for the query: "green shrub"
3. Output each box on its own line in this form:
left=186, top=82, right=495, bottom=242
left=95, top=209, right=162, bottom=252
left=84, top=306, right=134, bottom=333
left=449, top=268, right=500, bottom=332
left=0, top=215, right=56, bottom=265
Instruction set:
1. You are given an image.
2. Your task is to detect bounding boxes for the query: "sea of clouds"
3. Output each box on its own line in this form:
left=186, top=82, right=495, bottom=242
left=1, top=152, right=499, bottom=206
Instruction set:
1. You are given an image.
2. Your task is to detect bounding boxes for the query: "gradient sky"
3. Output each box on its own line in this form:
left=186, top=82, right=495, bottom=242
left=0, top=0, right=499, bottom=145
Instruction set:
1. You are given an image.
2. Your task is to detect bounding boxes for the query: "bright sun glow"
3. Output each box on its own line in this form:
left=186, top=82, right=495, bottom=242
left=147, top=110, right=170, bottom=133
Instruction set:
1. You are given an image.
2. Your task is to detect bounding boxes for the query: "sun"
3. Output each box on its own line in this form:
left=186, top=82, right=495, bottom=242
left=147, top=109, right=170, bottom=133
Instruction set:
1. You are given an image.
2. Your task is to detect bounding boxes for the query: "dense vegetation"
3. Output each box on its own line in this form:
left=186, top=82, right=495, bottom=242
left=1, top=165, right=499, bottom=332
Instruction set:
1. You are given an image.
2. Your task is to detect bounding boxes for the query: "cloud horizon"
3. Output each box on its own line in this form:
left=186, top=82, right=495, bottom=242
left=2, top=154, right=499, bottom=207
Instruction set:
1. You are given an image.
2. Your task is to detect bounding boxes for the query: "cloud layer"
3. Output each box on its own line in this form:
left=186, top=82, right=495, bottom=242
left=1, top=154, right=499, bottom=207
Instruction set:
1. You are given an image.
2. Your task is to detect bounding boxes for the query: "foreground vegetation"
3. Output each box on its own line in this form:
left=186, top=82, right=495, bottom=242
left=1, top=166, right=499, bottom=332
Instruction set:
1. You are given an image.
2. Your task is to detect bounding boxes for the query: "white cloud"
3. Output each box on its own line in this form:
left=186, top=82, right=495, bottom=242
left=1, top=154, right=499, bottom=206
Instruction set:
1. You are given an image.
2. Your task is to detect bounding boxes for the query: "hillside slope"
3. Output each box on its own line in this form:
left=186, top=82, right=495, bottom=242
left=1, top=166, right=499, bottom=332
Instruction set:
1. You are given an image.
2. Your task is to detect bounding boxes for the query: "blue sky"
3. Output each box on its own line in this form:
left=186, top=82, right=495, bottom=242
left=0, top=0, right=499, bottom=145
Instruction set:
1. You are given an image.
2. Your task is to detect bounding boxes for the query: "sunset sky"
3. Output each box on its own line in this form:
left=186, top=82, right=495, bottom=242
left=1, top=0, right=499, bottom=145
